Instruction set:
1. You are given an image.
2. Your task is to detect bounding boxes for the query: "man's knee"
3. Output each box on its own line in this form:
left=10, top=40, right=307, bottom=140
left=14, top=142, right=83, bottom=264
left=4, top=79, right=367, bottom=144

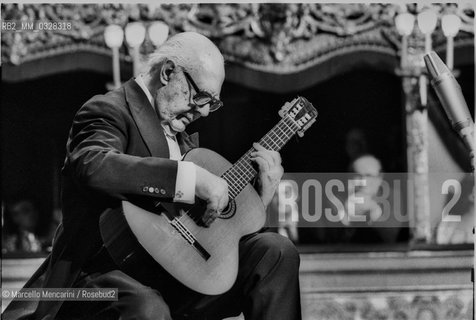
left=254, top=233, right=300, bottom=273
left=124, top=288, right=172, bottom=320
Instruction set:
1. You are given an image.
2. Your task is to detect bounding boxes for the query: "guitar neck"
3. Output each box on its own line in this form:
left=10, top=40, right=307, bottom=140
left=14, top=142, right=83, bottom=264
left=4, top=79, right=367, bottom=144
left=222, top=115, right=300, bottom=199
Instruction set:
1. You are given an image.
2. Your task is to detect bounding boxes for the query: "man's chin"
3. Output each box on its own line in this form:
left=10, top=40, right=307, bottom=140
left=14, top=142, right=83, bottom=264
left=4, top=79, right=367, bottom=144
left=169, top=120, right=187, bottom=133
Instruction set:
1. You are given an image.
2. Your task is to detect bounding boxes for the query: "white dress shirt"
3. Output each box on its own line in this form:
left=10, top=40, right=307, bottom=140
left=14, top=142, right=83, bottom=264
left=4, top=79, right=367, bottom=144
left=135, top=75, right=196, bottom=204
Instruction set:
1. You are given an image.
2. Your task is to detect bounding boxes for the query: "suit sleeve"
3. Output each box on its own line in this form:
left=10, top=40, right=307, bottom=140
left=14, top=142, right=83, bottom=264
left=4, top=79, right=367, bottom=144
left=64, top=95, right=178, bottom=200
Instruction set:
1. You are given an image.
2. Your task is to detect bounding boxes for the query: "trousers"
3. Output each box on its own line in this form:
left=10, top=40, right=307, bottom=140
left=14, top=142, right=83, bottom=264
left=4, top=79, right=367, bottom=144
left=56, top=232, right=302, bottom=320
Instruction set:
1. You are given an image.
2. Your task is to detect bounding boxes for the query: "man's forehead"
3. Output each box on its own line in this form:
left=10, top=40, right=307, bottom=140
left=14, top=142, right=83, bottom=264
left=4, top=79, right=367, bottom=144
left=192, top=66, right=224, bottom=96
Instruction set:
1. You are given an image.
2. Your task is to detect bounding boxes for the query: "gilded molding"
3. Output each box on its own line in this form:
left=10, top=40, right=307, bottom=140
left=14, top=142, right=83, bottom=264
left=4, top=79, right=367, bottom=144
left=302, top=289, right=472, bottom=320
left=1, top=3, right=474, bottom=74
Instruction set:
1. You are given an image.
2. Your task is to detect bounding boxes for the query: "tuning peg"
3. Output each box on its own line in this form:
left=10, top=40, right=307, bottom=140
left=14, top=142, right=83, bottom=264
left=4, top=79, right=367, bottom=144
left=279, top=97, right=299, bottom=118
left=297, top=118, right=317, bottom=138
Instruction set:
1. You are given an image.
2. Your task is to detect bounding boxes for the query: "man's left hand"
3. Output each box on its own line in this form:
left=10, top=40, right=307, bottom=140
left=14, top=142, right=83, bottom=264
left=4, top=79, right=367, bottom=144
left=251, top=143, right=284, bottom=208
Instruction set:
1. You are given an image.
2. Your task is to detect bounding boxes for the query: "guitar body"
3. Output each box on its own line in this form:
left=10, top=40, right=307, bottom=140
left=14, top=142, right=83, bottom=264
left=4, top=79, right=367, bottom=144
left=101, top=148, right=266, bottom=295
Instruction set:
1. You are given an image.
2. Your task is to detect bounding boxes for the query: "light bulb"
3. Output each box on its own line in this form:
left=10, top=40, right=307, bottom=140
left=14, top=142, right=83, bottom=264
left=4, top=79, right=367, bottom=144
left=148, top=21, right=169, bottom=47
left=395, top=12, right=415, bottom=36
left=104, top=25, right=124, bottom=49
left=125, top=22, right=146, bottom=48
left=417, top=9, right=438, bottom=34
left=441, top=14, right=462, bottom=37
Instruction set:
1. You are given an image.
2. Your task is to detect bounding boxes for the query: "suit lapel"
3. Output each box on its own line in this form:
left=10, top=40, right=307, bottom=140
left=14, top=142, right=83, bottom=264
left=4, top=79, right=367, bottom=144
left=124, top=79, right=170, bottom=158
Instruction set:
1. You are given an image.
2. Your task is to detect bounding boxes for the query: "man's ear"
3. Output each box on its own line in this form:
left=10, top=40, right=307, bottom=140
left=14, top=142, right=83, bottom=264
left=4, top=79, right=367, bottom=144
left=160, top=60, right=176, bottom=85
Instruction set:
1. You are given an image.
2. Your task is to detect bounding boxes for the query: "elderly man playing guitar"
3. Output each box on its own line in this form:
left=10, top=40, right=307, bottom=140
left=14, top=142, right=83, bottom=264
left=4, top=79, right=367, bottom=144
left=13, top=32, right=303, bottom=320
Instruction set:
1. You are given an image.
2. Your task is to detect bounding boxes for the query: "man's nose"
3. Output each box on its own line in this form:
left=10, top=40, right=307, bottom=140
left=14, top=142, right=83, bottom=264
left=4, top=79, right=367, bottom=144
left=196, top=103, right=210, bottom=117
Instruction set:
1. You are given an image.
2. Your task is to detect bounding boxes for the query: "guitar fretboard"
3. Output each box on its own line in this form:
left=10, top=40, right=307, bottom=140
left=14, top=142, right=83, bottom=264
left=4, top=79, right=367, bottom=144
left=222, top=115, right=300, bottom=199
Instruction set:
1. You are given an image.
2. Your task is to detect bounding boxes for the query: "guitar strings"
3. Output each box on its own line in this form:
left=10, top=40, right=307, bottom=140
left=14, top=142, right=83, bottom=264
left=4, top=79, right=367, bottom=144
left=223, top=115, right=298, bottom=199
left=224, top=116, right=297, bottom=197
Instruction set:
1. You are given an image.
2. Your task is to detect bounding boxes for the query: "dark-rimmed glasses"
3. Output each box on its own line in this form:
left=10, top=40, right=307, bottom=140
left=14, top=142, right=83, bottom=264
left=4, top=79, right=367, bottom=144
left=182, top=70, right=224, bottom=112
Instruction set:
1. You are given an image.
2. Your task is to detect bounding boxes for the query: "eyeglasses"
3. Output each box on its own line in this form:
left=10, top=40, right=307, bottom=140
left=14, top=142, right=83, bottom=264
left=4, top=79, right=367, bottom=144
left=182, top=70, right=224, bottom=112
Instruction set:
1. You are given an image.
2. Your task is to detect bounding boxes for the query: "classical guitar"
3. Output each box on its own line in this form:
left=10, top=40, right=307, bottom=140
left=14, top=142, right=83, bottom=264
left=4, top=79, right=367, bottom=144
left=100, top=97, right=317, bottom=295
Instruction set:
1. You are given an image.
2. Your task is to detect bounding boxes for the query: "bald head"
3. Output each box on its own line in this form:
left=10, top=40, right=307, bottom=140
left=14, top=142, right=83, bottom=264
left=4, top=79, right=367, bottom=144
left=351, top=155, right=382, bottom=176
left=147, top=32, right=225, bottom=94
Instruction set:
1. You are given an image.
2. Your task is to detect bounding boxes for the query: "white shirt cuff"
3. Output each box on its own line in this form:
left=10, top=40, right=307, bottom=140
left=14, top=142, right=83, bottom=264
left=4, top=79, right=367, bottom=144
left=174, top=161, right=196, bottom=204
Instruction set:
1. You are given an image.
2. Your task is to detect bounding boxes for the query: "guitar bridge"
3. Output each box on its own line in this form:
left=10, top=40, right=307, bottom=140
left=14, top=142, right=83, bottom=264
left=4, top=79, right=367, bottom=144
left=169, top=218, right=210, bottom=261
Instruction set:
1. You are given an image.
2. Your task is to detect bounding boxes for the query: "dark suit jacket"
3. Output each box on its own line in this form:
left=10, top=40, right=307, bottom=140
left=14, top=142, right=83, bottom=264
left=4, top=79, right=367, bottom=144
left=3, top=79, right=198, bottom=320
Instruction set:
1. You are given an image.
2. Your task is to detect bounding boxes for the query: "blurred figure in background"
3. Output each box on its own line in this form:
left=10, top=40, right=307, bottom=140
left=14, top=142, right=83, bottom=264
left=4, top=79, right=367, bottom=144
left=2, top=197, right=42, bottom=253
left=436, top=175, right=474, bottom=244
left=318, top=154, right=407, bottom=244
left=343, top=154, right=406, bottom=243
left=344, top=155, right=386, bottom=225
left=345, top=128, right=368, bottom=164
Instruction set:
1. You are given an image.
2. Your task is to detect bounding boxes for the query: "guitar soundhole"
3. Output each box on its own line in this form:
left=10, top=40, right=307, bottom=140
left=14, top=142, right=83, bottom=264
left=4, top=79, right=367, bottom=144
left=219, top=199, right=236, bottom=219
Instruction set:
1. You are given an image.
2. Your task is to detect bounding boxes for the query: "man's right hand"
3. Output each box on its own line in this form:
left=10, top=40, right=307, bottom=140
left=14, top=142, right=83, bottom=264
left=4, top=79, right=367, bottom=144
left=195, top=166, right=229, bottom=227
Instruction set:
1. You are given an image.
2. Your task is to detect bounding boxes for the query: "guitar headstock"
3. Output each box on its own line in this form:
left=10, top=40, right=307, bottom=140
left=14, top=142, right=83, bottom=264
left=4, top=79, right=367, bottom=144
left=279, top=96, right=318, bottom=137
